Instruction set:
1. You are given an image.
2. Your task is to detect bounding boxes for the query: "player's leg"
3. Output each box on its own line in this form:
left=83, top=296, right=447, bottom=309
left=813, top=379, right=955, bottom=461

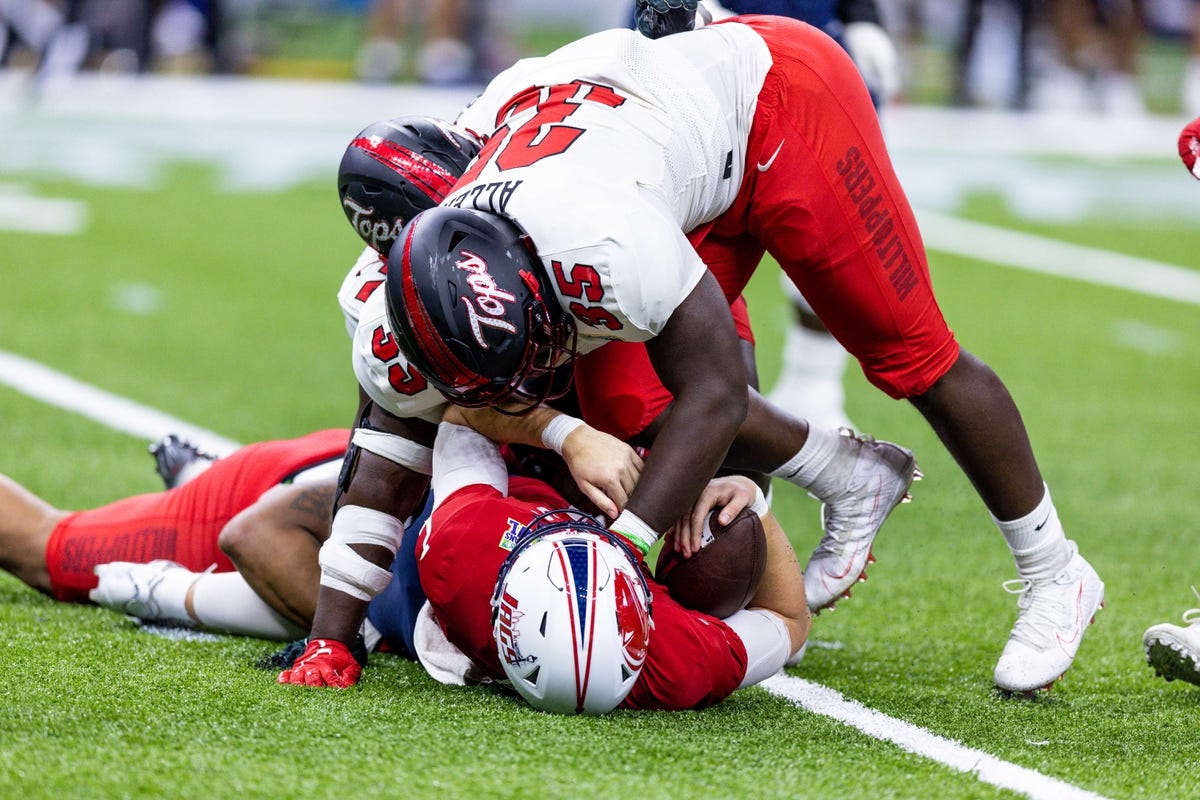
left=90, top=560, right=305, bottom=639
left=0, top=473, right=69, bottom=593
left=766, top=276, right=856, bottom=431
left=218, top=480, right=334, bottom=629
left=741, top=16, right=1103, bottom=691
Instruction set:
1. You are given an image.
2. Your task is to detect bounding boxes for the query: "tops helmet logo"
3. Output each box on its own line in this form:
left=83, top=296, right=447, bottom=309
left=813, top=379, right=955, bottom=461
left=337, top=115, right=480, bottom=252
left=455, top=249, right=518, bottom=348
left=343, top=195, right=405, bottom=252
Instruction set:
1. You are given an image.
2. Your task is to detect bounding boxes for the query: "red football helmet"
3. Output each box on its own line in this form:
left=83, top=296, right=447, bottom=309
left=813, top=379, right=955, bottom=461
left=338, top=116, right=480, bottom=252
left=490, top=510, right=653, bottom=715
left=384, top=206, right=577, bottom=412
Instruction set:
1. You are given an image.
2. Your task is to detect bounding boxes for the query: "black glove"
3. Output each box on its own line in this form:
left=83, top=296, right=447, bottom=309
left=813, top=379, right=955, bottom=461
left=634, top=0, right=698, bottom=39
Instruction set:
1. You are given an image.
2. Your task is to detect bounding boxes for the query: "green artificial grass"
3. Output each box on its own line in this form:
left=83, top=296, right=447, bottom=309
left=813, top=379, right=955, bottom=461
left=2, top=150, right=1199, bottom=799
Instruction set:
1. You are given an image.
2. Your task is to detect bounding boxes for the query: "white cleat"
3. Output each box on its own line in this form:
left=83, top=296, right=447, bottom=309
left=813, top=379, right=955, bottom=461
left=804, top=430, right=919, bottom=613
left=993, top=542, right=1104, bottom=695
left=1143, top=589, right=1200, bottom=687
left=90, top=560, right=189, bottom=621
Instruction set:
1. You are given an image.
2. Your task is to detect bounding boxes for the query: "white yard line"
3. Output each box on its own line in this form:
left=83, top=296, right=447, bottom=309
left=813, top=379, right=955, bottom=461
left=762, top=675, right=1114, bottom=800
left=0, top=349, right=240, bottom=455
left=917, top=209, right=1200, bottom=306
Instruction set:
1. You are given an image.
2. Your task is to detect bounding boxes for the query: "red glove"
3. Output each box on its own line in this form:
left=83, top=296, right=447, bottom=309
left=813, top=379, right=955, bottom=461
left=277, top=638, right=362, bottom=688
left=1179, top=116, right=1200, bottom=180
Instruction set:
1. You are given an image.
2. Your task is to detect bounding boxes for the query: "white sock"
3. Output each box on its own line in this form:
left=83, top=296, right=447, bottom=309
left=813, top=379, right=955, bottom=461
left=145, top=568, right=200, bottom=624
left=187, top=572, right=306, bottom=640
left=778, top=322, right=850, bottom=382
left=992, top=483, right=1072, bottom=580
left=768, top=425, right=841, bottom=489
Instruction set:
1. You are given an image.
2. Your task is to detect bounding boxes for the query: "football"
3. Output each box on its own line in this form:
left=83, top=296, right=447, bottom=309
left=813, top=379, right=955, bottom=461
left=654, top=507, right=768, bottom=619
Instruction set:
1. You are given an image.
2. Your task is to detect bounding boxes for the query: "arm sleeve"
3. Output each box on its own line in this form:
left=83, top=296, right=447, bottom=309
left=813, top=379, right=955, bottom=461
left=431, top=422, right=509, bottom=509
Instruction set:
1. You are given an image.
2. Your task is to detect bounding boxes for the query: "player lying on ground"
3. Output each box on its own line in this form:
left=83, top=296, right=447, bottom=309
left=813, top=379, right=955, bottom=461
left=0, top=431, right=349, bottom=641
left=405, top=406, right=810, bottom=713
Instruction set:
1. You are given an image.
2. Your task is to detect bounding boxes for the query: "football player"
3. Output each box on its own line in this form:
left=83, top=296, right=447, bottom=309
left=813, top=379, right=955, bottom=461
left=378, top=13, right=1103, bottom=694
left=287, top=107, right=920, bottom=688
left=1138, top=116, right=1200, bottom=688
left=637, top=1, right=901, bottom=433
left=0, top=431, right=349, bottom=641
left=410, top=405, right=809, bottom=713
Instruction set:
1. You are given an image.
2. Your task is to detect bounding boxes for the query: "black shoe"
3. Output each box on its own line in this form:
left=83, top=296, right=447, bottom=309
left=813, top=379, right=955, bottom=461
left=148, top=434, right=217, bottom=489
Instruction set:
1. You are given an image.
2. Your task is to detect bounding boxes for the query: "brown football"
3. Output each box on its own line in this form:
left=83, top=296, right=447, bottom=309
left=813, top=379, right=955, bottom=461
left=654, top=507, right=768, bottom=619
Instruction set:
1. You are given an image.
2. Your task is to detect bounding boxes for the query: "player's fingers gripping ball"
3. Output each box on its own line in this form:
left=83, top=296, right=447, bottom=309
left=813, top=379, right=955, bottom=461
left=277, top=638, right=363, bottom=688
left=1178, top=116, right=1200, bottom=180
left=655, top=507, right=767, bottom=619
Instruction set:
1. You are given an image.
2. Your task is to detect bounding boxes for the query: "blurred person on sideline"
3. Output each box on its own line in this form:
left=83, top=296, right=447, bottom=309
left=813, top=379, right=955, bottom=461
left=1141, top=114, right=1200, bottom=688
left=1035, top=0, right=1146, bottom=114
left=355, top=0, right=514, bottom=85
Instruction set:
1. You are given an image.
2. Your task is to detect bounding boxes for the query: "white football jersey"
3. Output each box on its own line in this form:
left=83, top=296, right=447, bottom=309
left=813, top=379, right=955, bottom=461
left=450, top=22, right=771, bottom=351
left=337, top=247, right=449, bottom=423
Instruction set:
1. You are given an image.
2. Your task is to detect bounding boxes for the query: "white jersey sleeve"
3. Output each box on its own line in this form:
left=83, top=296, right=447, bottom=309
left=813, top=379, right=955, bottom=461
left=351, top=290, right=449, bottom=423
left=337, top=246, right=388, bottom=339
left=535, top=198, right=707, bottom=350
left=430, top=421, right=508, bottom=510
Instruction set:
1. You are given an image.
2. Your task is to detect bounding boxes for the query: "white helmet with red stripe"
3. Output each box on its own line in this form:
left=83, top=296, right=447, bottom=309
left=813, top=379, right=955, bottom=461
left=491, top=510, right=653, bottom=715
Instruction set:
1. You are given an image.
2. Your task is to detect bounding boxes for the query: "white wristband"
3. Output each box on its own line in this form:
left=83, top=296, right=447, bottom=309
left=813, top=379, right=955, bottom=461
left=540, top=414, right=585, bottom=456
left=609, top=509, right=661, bottom=556
left=749, top=485, right=769, bottom=519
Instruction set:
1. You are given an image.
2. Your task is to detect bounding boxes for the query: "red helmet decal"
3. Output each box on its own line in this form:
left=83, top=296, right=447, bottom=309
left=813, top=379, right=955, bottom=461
left=352, top=135, right=458, bottom=203
left=614, top=568, right=650, bottom=671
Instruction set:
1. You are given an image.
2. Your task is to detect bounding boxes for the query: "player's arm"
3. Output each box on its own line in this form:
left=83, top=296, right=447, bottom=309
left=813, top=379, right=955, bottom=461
left=280, top=388, right=435, bottom=688
left=613, top=270, right=748, bottom=553
left=456, top=405, right=643, bottom=518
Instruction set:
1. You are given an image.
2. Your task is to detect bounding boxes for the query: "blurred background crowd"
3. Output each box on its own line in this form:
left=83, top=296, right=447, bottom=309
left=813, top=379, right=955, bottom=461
left=1, top=0, right=1198, bottom=114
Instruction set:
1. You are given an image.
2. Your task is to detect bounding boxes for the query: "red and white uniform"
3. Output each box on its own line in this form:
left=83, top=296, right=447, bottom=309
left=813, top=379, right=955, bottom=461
left=338, top=248, right=448, bottom=422
left=451, top=16, right=958, bottom=401
left=416, top=423, right=748, bottom=710
left=44, top=430, right=349, bottom=602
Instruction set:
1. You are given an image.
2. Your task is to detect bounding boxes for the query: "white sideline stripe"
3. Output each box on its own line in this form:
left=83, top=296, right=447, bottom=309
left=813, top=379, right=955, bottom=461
left=762, top=674, right=1113, bottom=800
left=917, top=210, right=1200, bottom=306
left=0, top=349, right=240, bottom=456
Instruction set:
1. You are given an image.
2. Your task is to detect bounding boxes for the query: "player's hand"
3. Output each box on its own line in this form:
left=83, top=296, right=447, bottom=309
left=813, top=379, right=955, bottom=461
left=277, top=638, right=362, bottom=688
left=560, top=425, right=643, bottom=519
left=669, top=475, right=759, bottom=558
left=1179, top=117, right=1200, bottom=180
left=842, top=21, right=901, bottom=107
left=635, top=0, right=698, bottom=39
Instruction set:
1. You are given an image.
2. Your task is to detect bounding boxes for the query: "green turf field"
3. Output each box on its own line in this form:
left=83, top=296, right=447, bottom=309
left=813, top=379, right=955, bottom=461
left=2, top=82, right=1199, bottom=799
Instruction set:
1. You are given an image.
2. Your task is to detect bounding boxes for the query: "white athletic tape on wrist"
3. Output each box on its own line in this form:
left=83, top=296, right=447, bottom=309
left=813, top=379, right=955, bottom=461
left=318, top=505, right=405, bottom=601
left=609, top=509, right=661, bottom=556
left=352, top=428, right=434, bottom=475
left=749, top=485, right=770, bottom=519
left=540, top=414, right=584, bottom=455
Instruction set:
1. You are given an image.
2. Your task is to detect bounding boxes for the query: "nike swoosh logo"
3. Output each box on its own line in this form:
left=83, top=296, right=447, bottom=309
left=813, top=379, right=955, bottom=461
left=757, top=140, right=785, bottom=172
left=1055, top=585, right=1085, bottom=651
left=1034, top=512, right=1052, bottom=531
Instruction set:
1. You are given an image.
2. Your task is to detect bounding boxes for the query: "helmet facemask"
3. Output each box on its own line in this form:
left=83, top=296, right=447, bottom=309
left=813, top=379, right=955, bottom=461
left=385, top=207, right=579, bottom=414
